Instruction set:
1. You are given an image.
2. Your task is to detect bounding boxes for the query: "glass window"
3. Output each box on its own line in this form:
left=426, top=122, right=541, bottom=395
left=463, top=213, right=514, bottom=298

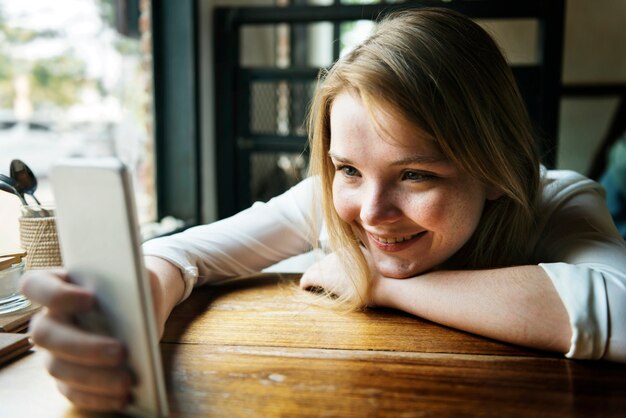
left=0, top=0, right=155, bottom=250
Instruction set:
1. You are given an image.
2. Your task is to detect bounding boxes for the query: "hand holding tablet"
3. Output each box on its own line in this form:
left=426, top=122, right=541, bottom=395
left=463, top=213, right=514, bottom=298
left=49, top=158, right=169, bottom=417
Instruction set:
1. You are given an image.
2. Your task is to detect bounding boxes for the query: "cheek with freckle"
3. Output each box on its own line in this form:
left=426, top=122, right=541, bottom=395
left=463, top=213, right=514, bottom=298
left=412, top=188, right=484, bottom=246
left=332, top=183, right=353, bottom=223
left=442, top=192, right=486, bottom=240
left=409, top=193, right=447, bottom=229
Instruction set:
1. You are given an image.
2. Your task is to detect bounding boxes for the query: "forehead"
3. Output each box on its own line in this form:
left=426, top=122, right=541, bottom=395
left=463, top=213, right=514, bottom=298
left=329, top=91, right=444, bottom=158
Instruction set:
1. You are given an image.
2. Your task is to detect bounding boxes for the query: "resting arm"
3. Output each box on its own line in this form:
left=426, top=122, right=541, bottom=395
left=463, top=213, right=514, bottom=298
left=144, top=256, right=186, bottom=337
left=371, top=266, right=571, bottom=353
left=534, top=187, right=626, bottom=361
left=142, top=178, right=321, bottom=305
left=376, top=183, right=626, bottom=360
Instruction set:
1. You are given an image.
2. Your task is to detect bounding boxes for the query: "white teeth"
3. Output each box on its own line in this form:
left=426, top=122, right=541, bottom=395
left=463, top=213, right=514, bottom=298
left=373, top=233, right=418, bottom=244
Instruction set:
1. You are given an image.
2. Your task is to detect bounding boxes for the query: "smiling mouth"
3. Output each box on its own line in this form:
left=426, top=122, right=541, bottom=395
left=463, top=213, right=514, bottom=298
left=370, top=233, right=420, bottom=244
left=366, top=231, right=426, bottom=250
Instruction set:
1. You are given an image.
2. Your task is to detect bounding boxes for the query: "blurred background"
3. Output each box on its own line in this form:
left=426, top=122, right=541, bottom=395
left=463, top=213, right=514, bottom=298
left=1, top=0, right=625, bottom=252
left=0, top=0, right=154, bottom=251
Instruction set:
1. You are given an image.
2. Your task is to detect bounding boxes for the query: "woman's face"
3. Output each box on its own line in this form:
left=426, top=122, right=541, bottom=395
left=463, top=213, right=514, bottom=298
left=329, top=91, right=492, bottom=278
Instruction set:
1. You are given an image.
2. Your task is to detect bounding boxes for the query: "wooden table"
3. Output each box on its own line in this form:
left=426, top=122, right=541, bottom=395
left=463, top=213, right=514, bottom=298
left=2, top=274, right=626, bottom=417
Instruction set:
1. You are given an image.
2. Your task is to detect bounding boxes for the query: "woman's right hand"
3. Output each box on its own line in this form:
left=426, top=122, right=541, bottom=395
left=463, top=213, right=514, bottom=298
left=20, top=270, right=133, bottom=412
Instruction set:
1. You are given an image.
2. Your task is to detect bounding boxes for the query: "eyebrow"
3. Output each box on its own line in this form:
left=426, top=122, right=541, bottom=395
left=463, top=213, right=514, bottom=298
left=328, top=151, right=449, bottom=166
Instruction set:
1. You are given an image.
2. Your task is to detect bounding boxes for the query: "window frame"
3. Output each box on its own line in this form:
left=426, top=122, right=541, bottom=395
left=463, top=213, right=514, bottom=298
left=151, top=0, right=202, bottom=226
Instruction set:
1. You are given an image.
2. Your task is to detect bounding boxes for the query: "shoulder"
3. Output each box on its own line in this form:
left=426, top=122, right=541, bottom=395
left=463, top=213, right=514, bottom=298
left=533, top=167, right=624, bottom=261
left=259, top=176, right=323, bottom=228
left=538, top=167, right=604, bottom=216
left=267, top=176, right=319, bottom=211
left=540, top=167, right=603, bottom=201
left=532, top=168, right=613, bottom=258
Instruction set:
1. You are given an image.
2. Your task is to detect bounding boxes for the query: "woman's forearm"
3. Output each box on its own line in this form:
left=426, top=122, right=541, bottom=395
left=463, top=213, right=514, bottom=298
left=144, top=256, right=186, bottom=338
left=372, top=265, right=572, bottom=353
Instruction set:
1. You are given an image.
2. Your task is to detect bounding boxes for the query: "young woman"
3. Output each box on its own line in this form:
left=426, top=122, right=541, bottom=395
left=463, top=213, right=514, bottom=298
left=21, top=8, right=626, bottom=412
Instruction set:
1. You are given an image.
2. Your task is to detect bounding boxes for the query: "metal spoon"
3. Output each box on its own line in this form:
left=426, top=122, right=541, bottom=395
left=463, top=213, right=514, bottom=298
left=0, top=175, right=41, bottom=217
left=10, top=159, right=42, bottom=205
left=0, top=176, right=28, bottom=206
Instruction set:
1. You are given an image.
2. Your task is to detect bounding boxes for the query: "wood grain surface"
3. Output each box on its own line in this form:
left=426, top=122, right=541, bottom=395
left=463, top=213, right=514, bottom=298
left=162, top=343, right=626, bottom=418
left=159, top=276, right=626, bottom=418
left=2, top=274, right=626, bottom=418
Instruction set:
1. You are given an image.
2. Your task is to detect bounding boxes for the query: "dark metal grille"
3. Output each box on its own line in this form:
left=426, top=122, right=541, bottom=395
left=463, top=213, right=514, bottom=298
left=251, top=80, right=316, bottom=137
left=214, top=1, right=564, bottom=218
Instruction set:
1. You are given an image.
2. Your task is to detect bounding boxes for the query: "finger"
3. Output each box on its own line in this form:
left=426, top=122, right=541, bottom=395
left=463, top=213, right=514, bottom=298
left=299, top=276, right=324, bottom=292
left=300, top=264, right=336, bottom=290
left=299, top=263, right=322, bottom=290
left=20, top=270, right=94, bottom=314
left=299, top=271, right=311, bottom=290
left=57, top=381, right=130, bottom=412
left=300, top=271, right=333, bottom=295
left=47, top=355, right=133, bottom=397
left=30, top=313, right=125, bottom=367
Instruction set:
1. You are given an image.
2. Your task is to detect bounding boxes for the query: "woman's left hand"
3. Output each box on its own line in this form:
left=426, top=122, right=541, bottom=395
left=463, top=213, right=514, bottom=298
left=300, top=251, right=384, bottom=307
left=300, top=252, right=354, bottom=298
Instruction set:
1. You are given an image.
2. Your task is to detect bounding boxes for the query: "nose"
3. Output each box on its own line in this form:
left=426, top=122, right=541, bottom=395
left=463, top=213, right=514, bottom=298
left=359, top=184, right=403, bottom=225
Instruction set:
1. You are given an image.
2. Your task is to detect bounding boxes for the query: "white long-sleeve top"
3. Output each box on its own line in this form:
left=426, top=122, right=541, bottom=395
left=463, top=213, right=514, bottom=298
left=143, top=170, right=626, bottom=362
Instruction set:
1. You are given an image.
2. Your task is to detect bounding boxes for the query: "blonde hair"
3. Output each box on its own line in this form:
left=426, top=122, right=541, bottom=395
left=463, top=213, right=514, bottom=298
left=308, top=8, right=540, bottom=308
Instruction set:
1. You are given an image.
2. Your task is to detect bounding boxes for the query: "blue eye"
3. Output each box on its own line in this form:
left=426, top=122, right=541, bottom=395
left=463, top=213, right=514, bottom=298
left=403, top=171, right=435, bottom=182
left=339, top=165, right=359, bottom=177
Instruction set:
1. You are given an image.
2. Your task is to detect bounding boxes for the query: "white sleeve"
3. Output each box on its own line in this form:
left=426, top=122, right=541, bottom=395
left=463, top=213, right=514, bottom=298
left=142, top=177, right=322, bottom=302
left=537, top=186, right=626, bottom=362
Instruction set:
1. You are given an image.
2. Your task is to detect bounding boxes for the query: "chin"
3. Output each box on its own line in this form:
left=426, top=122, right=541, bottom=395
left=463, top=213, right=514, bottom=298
left=375, top=263, right=424, bottom=279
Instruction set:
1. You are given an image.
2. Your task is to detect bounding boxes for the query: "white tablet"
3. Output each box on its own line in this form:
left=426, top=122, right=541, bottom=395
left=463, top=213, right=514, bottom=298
left=50, top=158, right=169, bottom=418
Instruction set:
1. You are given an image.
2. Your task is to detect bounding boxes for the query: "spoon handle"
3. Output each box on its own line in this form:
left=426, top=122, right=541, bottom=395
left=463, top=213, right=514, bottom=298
left=0, top=175, right=28, bottom=206
left=30, top=194, right=42, bottom=206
